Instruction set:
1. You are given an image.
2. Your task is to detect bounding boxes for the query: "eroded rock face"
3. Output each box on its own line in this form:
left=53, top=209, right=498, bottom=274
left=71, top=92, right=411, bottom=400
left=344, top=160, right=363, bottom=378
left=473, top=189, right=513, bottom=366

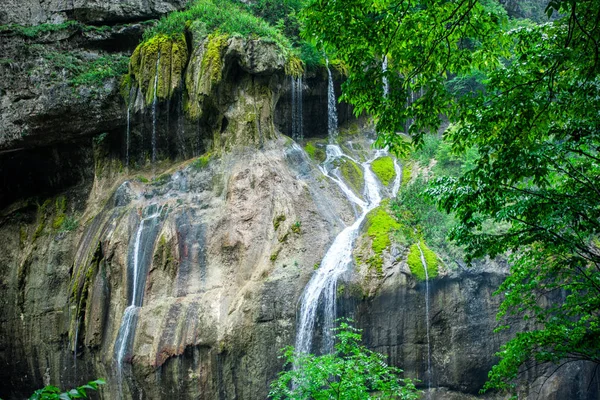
left=0, top=0, right=186, bottom=25
left=1, top=12, right=599, bottom=400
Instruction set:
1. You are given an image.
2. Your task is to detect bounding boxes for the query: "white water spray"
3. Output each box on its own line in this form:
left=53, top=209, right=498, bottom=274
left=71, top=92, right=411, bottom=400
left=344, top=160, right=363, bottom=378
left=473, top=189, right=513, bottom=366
left=383, top=55, right=389, bottom=98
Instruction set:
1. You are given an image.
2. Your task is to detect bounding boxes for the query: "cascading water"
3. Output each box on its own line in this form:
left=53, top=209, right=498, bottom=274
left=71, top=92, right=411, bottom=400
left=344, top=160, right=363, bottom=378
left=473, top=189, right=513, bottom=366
left=295, top=144, right=384, bottom=355
left=417, top=241, right=433, bottom=395
left=151, top=54, right=160, bottom=164
left=383, top=55, right=389, bottom=98
left=291, top=75, right=304, bottom=141
left=326, top=62, right=338, bottom=142
left=114, top=205, right=163, bottom=380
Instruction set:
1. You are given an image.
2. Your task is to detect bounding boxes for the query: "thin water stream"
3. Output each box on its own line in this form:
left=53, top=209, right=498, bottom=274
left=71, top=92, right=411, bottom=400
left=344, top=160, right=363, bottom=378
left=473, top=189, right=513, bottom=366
left=151, top=55, right=160, bottom=164
left=114, top=205, right=162, bottom=382
left=417, top=241, right=433, bottom=394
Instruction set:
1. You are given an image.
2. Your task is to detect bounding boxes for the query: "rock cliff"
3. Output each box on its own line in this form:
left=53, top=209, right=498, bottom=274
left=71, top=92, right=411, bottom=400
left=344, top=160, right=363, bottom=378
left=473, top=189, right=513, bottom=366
left=0, top=3, right=599, bottom=400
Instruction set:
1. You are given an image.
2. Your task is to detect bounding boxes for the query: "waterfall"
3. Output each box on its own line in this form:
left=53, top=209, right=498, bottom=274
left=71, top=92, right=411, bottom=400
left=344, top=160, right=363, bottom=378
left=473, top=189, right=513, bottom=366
left=114, top=205, right=162, bottom=377
left=326, top=62, right=338, bottom=143
left=151, top=54, right=160, bottom=164
left=295, top=144, right=384, bottom=354
left=291, top=75, right=304, bottom=141
left=417, top=241, right=433, bottom=394
left=383, top=56, right=389, bottom=98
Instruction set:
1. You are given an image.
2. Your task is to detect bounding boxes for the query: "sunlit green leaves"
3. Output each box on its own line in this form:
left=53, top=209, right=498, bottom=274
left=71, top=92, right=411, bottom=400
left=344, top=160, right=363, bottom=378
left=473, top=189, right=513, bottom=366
left=269, top=320, right=420, bottom=399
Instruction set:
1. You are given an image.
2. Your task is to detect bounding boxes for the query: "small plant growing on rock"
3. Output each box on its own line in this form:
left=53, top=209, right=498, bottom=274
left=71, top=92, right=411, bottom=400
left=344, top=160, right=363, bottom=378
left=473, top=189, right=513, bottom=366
left=291, top=221, right=301, bottom=234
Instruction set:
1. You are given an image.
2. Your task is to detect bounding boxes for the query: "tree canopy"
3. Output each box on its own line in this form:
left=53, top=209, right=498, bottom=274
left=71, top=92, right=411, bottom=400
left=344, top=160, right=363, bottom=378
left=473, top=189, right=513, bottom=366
left=302, top=0, right=600, bottom=394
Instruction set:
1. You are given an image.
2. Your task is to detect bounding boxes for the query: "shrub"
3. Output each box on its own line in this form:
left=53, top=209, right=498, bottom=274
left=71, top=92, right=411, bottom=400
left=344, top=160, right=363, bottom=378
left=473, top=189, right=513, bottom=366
left=269, top=320, right=420, bottom=399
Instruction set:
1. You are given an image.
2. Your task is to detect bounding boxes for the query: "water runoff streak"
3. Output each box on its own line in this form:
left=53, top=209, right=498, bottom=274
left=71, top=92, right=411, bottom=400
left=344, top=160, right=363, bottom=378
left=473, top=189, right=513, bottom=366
left=295, top=143, right=401, bottom=355
left=291, top=75, right=304, bottom=141
left=326, top=61, right=338, bottom=142
left=151, top=54, right=160, bottom=164
left=417, top=241, right=433, bottom=394
left=114, top=205, right=162, bottom=376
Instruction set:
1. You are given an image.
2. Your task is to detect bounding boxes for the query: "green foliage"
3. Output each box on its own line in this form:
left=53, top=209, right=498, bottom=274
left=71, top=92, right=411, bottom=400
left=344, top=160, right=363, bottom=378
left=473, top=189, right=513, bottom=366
left=269, top=320, right=420, bottom=399
left=401, top=163, right=412, bottom=186
left=70, top=55, right=129, bottom=87
left=31, top=48, right=129, bottom=90
left=304, top=0, right=600, bottom=393
left=29, top=379, right=105, bottom=400
left=145, top=0, right=293, bottom=54
left=370, top=156, right=396, bottom=186
left=0, top=20, right=79, bottom=38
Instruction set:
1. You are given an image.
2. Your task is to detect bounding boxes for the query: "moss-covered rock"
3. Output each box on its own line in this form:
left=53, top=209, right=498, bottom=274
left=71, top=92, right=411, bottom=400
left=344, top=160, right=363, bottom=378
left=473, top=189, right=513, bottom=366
left=284, top=55, right=304, bottom=77
left=129, top=33, right=189, bottom=105
left=363, top=204, right=401, bottom=274
left=186, top=32, right=229, bottom=120
left=337, top=158, right=364, bottom=198
left=305, top=141, right=326, bottom=163
left=371, top=156, right=396, bottom=186
left=407, top=239, right=439, bottom=280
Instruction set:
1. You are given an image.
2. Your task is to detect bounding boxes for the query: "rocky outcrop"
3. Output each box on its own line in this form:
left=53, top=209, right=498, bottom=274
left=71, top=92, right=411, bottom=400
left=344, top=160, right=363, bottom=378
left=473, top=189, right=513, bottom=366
left=0, top=0, right=186, bottom=25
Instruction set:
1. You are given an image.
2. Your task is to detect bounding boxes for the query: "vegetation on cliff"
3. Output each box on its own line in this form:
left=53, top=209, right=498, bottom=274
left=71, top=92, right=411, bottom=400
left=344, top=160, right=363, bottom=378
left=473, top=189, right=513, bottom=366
left=269, top=321, right=420, bottom=399
left=303, top=0, right=600, bottom=393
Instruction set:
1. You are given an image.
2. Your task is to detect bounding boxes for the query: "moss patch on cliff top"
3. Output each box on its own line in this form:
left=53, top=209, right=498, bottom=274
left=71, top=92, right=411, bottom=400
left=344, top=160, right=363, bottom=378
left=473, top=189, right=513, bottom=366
left=128, top=33, right=188, bottom=105
left=407, top=240, right=439, bottom=280
left=145, top=0, right=292, bottom=53
left=371, top=156, right=396, bottom=186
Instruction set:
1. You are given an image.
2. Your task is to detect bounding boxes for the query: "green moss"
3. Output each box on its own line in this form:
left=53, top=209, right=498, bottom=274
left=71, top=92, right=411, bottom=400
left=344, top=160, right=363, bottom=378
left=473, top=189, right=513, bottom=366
left=338, top=158, right=364, bottom=197
left=285, top=56, right=304, bottom=77
left=19, top=226, right=28, bottom=248
left=371, top=156, right=396, bottom=186
left=52, top=196, right=67, bottom=230
left=407, top=240, right=439, bottom=280
left=136, top=175, right=150, bottom=183
left=270, top=248, right=280, bottom=262
left=32, top=199, right=52, bottom=242
left=202, top=32, right=229, bottom=84
left=402, top=162, right=413, bottom=185
left=305, top=141, right=326, bottom=163
left=152, top=174, right=172, bottom=186
left=191, top=153, right=211, bottom=170
left=120, top=74, right=133, bottom=100
left=366, top=205, right=401, bottom=255
left=129, top=33, right=188, bottom=105
left=273, top=215, right=286, bottom=230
